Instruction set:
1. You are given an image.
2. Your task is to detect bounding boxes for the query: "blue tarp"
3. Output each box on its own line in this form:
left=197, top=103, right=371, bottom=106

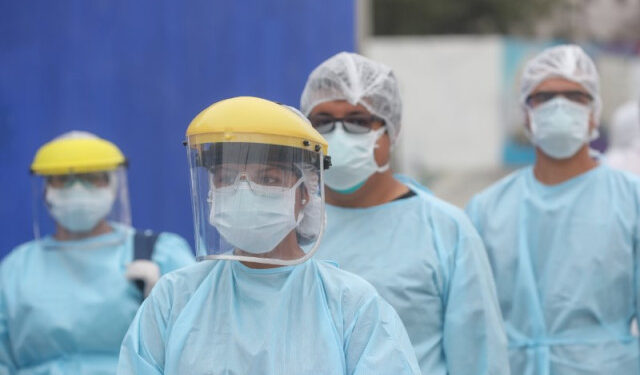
left=0, top=0, right=355, bottom=258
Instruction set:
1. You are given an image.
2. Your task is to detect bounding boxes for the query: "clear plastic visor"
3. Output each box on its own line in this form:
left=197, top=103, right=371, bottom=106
left=32, top=166, right=131, bottom=249
left=187, top=141, right=325, bottom=266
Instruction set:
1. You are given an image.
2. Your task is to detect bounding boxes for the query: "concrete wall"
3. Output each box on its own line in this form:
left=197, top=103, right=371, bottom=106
left=362, top=36, right=640, bottom=206
left=363, top=36, right=504, bottom=179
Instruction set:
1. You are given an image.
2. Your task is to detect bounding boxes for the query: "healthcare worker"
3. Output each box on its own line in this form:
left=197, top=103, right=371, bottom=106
left=0, top=131, right=194, bottom=375
left=300, top=52, right=509, bottom=375
left=466, top=45, right=640, bottom=374
left=117, top=96, right=421, bottom=375
left=606, top=99, right=640, bottom=175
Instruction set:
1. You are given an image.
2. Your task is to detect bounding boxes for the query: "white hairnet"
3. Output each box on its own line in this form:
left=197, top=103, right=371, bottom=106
left=54, top=130, right=99, bottom=140
left=297, top=167, right=325, bottom=245
left=608, top=100, right=640, bottom=150
left=300, top=52, right=403, bottom=144
left=520, top=44, right=602, bottom=124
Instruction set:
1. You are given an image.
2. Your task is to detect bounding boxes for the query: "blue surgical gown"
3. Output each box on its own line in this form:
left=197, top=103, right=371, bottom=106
left=315, top=183, right=509, bottom=375
left=117, top=259, right=421, bottom=375
left=466, top=164, right=640, bottom=374
left=0, top=224, right=195, bottom=375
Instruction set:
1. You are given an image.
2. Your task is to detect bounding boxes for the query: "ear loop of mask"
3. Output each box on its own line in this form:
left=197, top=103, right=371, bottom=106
left=373, top=127, right=391, bottom=173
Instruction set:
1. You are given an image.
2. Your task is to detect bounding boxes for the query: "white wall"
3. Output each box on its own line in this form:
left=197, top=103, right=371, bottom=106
left=362, top=36, right=503, bottom=177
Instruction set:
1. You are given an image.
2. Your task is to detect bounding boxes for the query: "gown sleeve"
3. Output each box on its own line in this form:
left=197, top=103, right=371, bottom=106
left=634, top=195, right=640, bottom=354
left=464, top=195, right=483, bottom=233
left=151, top=233, right=196, bottom=276
left=343, top=293, right=421, bottom=375
left=442, top=216, right=511, bottom=375
left=117, top=278, right=172, bottom=375
left=0, top=263, right=16, bottom=375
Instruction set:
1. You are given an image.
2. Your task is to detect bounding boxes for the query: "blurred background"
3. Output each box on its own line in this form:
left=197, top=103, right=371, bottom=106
left=1, top=0, right=639, bottom=258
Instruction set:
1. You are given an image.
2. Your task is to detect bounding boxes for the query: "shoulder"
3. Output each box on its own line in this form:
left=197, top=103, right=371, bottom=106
left=146, top=231, right=195, bottom=272
left=404, top=186, right=483, bottom=242
left=467, top=168, right=528, bottom=211
left=1, top=240, right=38, bottom=271
left=598, top=164, right=640, bottom=201
left=156, top=232, right=191, bottom=246
left=145, top=260, right=218, bottom=311
left=313, top=260, right=381, bottom=305
left=315, top=260, right=378, bottom=292
left=395, top=173, right=432, bottom=195
left=153, top=231, right=194, bottom=257
left=312, top=261, right=409, bottom=340
left=600, top=163, right=640, bottom=186
left=0, top=240, right=40, bottom=288
left=155, top=260, right=216, bottom=293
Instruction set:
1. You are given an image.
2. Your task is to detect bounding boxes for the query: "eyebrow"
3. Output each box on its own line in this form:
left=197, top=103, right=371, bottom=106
left=312, top=110, right=370, bottom=117
left=346, top=110, right=369, bottom=116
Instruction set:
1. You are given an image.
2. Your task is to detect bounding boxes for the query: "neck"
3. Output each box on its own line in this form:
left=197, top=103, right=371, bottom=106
left=239, top=231, right=304, bottom=269
left=326, top=170, right=409, bottom=208
left=54, top=220, right=113, bottom=241
left=533, top=145, right=598, bottom=185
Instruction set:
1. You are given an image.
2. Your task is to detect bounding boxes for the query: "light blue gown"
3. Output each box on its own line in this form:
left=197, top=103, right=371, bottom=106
left=466, top=164, right=640, bottom=374
left=316, top=183, right=510, bottom=375
left=117, top=259, right=421, bottom=375
left=0, top=224, right=195, bottom=375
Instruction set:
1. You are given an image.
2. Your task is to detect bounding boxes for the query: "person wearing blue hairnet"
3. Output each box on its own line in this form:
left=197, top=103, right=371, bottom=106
left=117, top=96, right=421, bottom=375
left=300, top=52, right=509, bottom=375
left=466, top=44, right=640, bottom=374
left=0, top=131, right=195, bottom=375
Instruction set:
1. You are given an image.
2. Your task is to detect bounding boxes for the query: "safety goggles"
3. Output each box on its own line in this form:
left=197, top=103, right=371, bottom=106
left=210, top=163, right=303, bottom=191
left=308, top=114, right=385, bottom=134
left=525, top=90, right=593, bottom=108
left=46, top=172, right=110, bottom=188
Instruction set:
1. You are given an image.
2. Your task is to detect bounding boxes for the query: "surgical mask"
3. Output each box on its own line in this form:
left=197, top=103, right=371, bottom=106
left=46, top=182, right=116, bottom=233
left=529, top=97, right=592, bottom=159
left=323, top=124, right=389, bottom=193
left=209, top=180, right=304, bottom=254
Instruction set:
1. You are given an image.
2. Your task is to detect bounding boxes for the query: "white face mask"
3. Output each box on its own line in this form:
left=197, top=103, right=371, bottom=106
left=209, top=180, right=304, bottom=254
left=529, top=97, right=592, bottom=159
left=323, top=124, right=389, bottom=194
left=46, top=183, right=116, bottom=233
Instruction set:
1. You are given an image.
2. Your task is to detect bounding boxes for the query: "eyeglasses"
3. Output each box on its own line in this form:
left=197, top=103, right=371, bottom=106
left=46, top=172, right=110, bottom=188
left=525, top=90, right=593, bottom=108
left=307, top=115, right=385, bottom=134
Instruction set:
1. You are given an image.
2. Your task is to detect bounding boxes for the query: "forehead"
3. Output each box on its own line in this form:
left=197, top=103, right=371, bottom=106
left=309, top=100, right=371, bottom=117
left=531, top=77, right=588, bottom=93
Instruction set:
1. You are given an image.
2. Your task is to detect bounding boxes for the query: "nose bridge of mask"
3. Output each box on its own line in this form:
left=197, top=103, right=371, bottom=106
left=327, top=122, right=386, bottom=163
left=530, top=97, right=590, bottom=132
left=47, top=181, right=95, bottom=203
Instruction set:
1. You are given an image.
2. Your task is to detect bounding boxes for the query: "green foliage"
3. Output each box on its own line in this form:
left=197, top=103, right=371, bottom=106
left=373, top=0, right=563, bottom=35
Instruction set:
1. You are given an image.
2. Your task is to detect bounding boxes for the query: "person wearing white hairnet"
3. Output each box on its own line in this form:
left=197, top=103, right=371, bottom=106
left=466, top=44, right=640, bottom=374
left=301, top=52, right=509, bottom=375
left=606, top=100, right=640, bottom=175
left=0, top=131, right=195, bottom=374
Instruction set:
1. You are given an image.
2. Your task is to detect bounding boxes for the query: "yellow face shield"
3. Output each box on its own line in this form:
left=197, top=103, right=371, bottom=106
left=186, top=97, right=330, bottom=266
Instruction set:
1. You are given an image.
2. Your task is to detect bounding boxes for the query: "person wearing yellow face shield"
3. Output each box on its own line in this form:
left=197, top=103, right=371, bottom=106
left=0, top=131, right=194, bottom=375
left=117, top=97, right=421, bottom=375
